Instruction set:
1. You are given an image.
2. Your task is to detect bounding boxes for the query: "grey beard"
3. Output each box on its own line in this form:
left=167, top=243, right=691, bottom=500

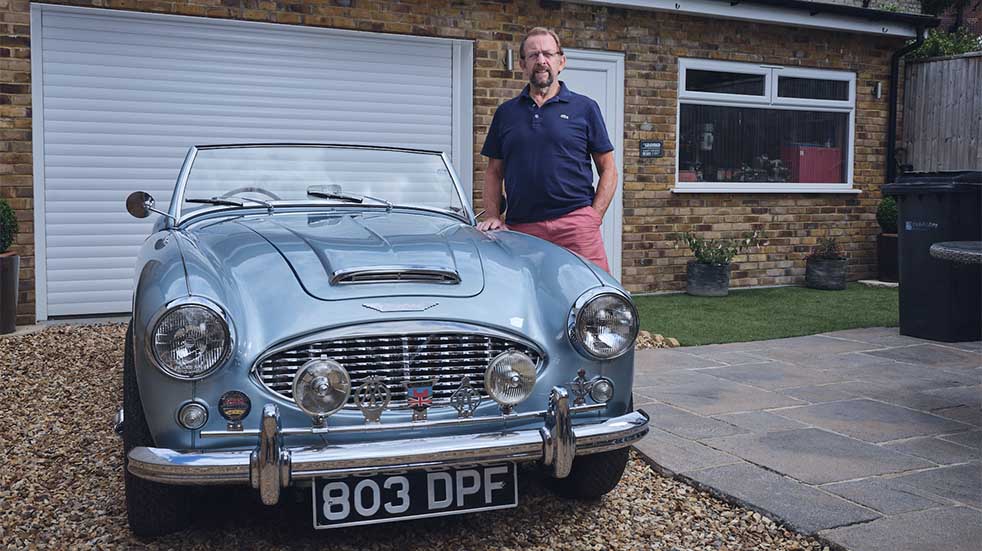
left=529, top=72, right=553, bottom=91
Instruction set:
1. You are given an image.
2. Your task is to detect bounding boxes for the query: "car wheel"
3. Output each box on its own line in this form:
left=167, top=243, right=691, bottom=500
left=122, top=323, right=191, bottom=537
left=550, top=447, right=629, bottom=499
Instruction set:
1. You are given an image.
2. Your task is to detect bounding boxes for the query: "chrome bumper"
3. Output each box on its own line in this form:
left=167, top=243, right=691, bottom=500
left=127, top=387, right=650, bottom=506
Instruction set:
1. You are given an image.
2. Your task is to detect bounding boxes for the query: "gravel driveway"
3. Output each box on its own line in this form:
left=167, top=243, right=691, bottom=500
left=0, top=324, right=825, bottom=550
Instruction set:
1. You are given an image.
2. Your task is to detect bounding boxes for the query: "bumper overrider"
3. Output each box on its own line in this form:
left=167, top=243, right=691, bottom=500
left=126, top=387, right=650, bottom=506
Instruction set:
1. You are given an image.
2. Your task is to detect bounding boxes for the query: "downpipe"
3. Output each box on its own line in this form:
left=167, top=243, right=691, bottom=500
left=886, top=26, right=926, bottom=183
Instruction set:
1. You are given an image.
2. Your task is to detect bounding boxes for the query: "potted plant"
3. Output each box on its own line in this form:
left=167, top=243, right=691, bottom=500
left=876, top=196, right=898, bottom=282
left=676, top=231, right=764, bottom=297
left=805, top=237, right=848, bottom=291
left=0, top=198, right=18, bottom=334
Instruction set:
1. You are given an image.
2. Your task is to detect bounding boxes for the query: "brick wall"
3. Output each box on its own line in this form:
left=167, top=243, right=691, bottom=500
left=2, top=0, right=908, bottom=323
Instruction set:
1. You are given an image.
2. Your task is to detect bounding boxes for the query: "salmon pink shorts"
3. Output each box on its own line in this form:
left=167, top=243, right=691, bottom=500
left=508, top=206, right=610, bottom=273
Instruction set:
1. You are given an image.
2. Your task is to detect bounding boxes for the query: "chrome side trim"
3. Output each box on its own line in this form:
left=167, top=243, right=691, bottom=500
left=126, top=408, right=651, bottom=504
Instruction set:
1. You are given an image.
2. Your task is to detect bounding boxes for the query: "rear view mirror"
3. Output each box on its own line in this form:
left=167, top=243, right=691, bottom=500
left=126, top=191, right=155, bottom=219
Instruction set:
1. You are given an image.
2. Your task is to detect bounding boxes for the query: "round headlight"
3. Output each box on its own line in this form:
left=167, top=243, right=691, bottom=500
left=571, top=292, right=639, bottom=359
left=293, top=359, right=351, bottom=419
left=151, top=304, right=230, bottom=379
left=177, top=402, right=208, bottom=430
left=484, top=350, right=537, bottom=406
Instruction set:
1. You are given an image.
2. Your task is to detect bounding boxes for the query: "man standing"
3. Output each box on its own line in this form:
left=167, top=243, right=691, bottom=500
left=478, top=27, right=617, bottom=273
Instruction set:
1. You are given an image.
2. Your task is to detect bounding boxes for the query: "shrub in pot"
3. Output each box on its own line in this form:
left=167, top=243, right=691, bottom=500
left=805, top=237, right=848, bottom=291
left=0, top=198, right=19, bottom=334
left=876, top=196, right=898, bottom=282
left=676, top=231, right=764, bottom=297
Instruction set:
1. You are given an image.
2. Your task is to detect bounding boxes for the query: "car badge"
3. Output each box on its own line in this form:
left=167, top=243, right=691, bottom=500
left=354, top=375, right=390, bottom=424
left=404, top=379, right=436, bottom=421
left=569, top=369, right=592, bottom=406
left=449, top=376, right=482, bottom=418
left=362, top=302, right=439, bottom=313
left=218, top=390, right=252, bottom=431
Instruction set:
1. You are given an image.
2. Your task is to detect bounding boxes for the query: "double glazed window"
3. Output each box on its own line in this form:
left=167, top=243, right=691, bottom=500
left=676, top=59, right=856, bottom=192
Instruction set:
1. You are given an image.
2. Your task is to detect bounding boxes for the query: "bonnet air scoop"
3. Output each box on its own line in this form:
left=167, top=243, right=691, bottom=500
left=331, top=267, right=461, bottom=285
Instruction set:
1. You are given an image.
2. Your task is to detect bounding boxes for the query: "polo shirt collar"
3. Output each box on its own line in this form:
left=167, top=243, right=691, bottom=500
left=519, top=81, right=571, bottom=105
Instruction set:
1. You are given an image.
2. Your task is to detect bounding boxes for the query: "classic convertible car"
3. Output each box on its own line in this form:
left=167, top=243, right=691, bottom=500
left=118, top=144, right=649, bottom=536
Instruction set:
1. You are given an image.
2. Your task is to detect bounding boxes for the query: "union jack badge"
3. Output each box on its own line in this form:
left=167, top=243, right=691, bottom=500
left=404, top=379, right=437, bottom=421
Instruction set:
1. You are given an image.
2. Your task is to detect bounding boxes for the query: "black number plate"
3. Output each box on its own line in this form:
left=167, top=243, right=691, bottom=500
left=312, top=463, right=518, bottom=529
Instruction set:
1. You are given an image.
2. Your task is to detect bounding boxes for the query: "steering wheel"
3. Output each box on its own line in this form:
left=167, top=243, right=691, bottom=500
left=219, top=187, right=282, bottom=201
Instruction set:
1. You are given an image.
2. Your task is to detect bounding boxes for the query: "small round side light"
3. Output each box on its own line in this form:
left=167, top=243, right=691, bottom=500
left=177, top=402, right=208, bottom=430
left=589, top=377, right=615, bottom=404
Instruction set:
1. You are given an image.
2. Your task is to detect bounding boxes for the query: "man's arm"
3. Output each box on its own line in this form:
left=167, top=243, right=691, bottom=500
left=591, top=150, right=617, bottom=219
left=477, top=158, right=507, bottom=231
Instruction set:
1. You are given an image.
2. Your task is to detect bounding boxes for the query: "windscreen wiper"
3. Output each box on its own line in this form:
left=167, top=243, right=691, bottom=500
left=186, top=197, right=274, bottom=213
left=306, top=188, right=392, bottom=211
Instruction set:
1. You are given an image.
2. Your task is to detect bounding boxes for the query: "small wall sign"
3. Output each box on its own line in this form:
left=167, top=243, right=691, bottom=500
left=640, top=140, right=663, bottom=158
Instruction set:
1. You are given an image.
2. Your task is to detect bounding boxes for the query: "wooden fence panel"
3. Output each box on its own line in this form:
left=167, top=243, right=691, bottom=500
left=902, top=52, right=982, bottom=171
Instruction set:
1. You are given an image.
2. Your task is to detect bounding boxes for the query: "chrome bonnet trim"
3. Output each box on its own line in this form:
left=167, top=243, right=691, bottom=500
left=127, top=397, right=650, bottom=506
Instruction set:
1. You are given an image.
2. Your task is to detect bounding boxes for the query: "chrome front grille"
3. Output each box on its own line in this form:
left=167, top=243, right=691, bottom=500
left=255, top=333, right=541, bottom=408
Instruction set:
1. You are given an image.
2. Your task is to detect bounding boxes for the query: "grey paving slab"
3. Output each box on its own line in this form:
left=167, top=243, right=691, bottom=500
left=893, top=463, right=982, bottom=508
left=704, top=428, right=933, bottom=484
left=821, top=327, right=937, bottom=348
left=817, top=380, right=969, bottom=413
left=797, top=351, right=914, bottom=370
left=885, top=436, right=980, bottom=464
left=634, top=368, right=732, bottom=389
left=633, top=426, right=742, bottom=475
left=866, top=344, right=982, bottom=370
left=686, top=463, right=880, bottom=534
left=833, top=361, right=978, bottom=390
left=933, top=405, right=982, bottom=427
left=645, top=403, right=748, bottom=440
left=821, top=477, right=946, bottom=515
left=781, top=384, right=859, bottom=403
left=753, top=334, right=881, bottom=354
left=820, top=507, right=982, bottom=551
left=673, top=349, right=771, bottom=365
left=699, top=361, right=841, bottom=390
left=635, top=348, right=727, bottom=371
left=774, top=399, right=973, bottom=443
left=921, top=385, right=982, bottom=409
left=632, top=391, right=658, bottom=406
left=639, top=377, right=804, bottom=415
left=712, top=411, right=810, bottom=433
left=940, top=430, right=981, bottom=450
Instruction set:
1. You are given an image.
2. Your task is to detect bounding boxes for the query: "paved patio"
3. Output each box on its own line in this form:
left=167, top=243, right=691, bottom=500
left=632, top=327, right=981, bottom=551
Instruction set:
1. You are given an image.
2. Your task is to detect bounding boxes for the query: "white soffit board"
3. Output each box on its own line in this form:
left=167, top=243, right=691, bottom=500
left=32, top=4, right=467, bottom=318
left=570, top=0, right=919, bottom=37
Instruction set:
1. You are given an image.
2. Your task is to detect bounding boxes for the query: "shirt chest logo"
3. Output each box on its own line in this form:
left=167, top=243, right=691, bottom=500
left=560, top=114, right=569, bottom=120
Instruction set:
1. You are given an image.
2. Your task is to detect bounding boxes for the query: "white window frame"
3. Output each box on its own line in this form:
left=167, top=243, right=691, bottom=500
left=674, top=58, right=858, bottom=194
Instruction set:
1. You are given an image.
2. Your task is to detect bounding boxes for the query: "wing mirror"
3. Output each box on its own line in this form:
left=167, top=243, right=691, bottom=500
left=126, top=191, right=173, bottom=220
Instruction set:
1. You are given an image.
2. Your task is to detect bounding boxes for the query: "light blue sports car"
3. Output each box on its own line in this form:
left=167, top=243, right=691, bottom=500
left=119, top=144, right=649, bottom=536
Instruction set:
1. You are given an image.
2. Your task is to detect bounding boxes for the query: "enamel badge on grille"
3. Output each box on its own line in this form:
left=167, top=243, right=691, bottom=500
left=404, top=380, right=436, bottom=421
left=450, top=376, right=482, bottom=418
left=354, top=375, right=390, bottom=423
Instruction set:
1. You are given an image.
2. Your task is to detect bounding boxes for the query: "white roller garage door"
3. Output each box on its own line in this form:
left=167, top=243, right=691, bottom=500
left=30, top=4, right=472, bottom=319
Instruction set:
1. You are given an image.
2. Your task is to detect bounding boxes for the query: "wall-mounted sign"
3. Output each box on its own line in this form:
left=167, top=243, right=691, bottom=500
left=640, top=140, right=663, bottom=158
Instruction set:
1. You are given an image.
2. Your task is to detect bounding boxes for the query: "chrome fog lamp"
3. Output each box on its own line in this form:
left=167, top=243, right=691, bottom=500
left=151, top=303, right=231, bottom=379
left=177, top=401, right=208, bottom=430
left=293, top=359, right=351, bottom=421
left=569, top=291, right=639, bottom=360
left=484, top=350, right=537, bottom=409
left=589, top=377, right=615, bottom=403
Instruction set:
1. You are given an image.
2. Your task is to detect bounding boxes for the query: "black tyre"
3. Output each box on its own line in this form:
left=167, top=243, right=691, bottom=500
left=550, top=447, right=629, bottom=499
left=122, top=323, right=191, bottom=537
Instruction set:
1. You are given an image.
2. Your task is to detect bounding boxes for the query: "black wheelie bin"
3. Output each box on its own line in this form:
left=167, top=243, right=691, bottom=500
left=882, top=171, right=981, bottom=342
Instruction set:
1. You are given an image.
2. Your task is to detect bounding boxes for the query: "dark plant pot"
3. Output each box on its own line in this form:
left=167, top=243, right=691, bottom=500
left=0, top=253, right=19, bottom=334
left=805, top=256, right=848, bottom=291
left=877, top=233, right=898, bottom=282
left=686, top=260, right=731, bottom=297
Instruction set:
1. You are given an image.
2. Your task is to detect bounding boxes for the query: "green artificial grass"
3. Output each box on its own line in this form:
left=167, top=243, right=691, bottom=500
left=633, top=283, right=899, bottom=346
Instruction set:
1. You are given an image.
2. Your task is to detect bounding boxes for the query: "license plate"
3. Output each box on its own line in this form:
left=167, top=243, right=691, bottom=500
left=312, top=463, right=518, bottom=529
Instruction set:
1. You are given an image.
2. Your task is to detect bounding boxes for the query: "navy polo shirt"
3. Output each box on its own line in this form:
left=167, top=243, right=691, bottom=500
left=481, top=82, right=613, bottom=224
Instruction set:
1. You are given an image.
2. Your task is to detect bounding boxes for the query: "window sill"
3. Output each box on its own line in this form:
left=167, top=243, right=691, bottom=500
left=672, top=183, right=861, bottom=194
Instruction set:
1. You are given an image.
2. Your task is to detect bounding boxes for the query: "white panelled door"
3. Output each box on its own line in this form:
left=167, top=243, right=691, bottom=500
left=560, top=49, right=625, bottom=281
left=31, top=4, right=472, bottom=318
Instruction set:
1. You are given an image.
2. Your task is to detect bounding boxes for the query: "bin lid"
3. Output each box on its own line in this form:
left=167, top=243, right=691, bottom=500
left=883, top=171, right=982, bottom=194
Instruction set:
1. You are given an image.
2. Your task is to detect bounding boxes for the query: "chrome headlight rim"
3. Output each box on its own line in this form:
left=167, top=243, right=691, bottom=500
left=567, top=288, right=640, bottom=360
left=145, top=296, right=234, bottom=381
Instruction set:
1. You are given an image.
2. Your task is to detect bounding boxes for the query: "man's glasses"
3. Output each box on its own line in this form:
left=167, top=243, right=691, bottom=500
left=524, top=50, right=562, bottom=62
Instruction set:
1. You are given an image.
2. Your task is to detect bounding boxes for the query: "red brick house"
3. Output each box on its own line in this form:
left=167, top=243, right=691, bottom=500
left=1, top=0, right=936, bottom=323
